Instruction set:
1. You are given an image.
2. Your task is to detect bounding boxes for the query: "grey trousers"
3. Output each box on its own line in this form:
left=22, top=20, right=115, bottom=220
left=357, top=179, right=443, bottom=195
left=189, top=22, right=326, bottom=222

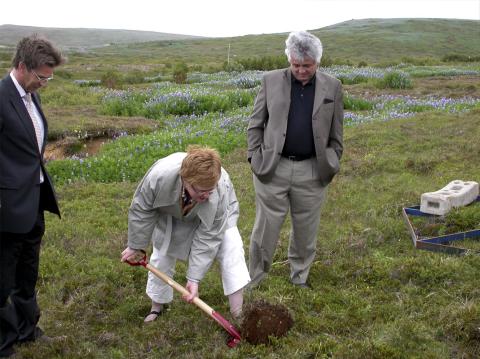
left=248, top=157, right=327, bottom=286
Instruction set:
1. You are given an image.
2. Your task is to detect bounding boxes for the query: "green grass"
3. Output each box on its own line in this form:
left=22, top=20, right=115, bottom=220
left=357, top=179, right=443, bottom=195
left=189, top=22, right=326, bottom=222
left=44, top=70, right=480, bottom=185
left=3, top=19, right=477, bottom=77
left=11, top=107, right=480, bottom=358
left=89, top=19, right=479, bottom=66
left=3, top=22, right=480, bottom=356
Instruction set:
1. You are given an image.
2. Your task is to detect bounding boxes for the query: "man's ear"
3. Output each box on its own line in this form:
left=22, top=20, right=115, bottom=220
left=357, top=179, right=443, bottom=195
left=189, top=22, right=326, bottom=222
left=18, top=61, right=29, bottom=73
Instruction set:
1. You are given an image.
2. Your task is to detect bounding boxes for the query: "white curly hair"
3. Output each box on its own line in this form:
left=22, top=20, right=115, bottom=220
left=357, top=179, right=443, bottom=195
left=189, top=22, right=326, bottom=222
left=285, top=31, right=323, bottom=64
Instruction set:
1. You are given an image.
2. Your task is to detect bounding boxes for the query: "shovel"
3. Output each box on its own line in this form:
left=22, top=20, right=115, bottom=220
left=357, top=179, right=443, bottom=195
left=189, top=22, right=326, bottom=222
left=126, top=253, right=241, bottom=348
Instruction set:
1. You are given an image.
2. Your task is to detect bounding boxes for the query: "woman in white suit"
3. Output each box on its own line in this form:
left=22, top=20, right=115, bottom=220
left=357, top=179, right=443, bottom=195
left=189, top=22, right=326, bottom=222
left=121, top=146, right=250, bottom=322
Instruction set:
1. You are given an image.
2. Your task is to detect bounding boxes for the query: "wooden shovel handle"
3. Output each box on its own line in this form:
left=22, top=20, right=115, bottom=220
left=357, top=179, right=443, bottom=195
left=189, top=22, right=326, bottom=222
left=126, top=253, right=241, bottom=346
left=145, top=263, right=215, bottom=317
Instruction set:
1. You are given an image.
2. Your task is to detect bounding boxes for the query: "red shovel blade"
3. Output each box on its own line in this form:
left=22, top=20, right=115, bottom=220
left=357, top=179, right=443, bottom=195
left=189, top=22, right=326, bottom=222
left=212, top=311, right=241, bottom=348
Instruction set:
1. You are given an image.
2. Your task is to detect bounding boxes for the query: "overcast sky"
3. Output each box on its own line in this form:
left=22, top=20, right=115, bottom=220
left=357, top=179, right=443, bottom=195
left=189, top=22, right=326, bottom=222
left=1, top=0, right=479, bottom=37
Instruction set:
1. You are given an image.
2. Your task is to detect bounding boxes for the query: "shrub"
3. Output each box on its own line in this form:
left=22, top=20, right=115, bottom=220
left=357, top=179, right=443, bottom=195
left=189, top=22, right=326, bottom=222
left=337, top=74, right=370, bottom=85
left=344, top=94, right=374, bottom=111
left=357, top=61, right=368, bottom=68
left=74, top=79, right=101, bottom=87
left=173, top=62, right=188, bottom=84
left=54, top=69, right=73, bottom=79
left=376, top=71, right=413, bottom=89
left=332, top=58, right=353, bottom=66
left=191, top=64, right=203, bottom=72
left=442, top=54, right=480, bottom=63
left=223, top=61, right=245, bottom=72
left=100, top=89, right=148, bottom=117
left=101, top=70, right=122, bottom=89
left=320, top=54, right=334, bottom=67
left=400, top=56, right=438, bottom=66
left=142, top=88, right=256, bottom=118
left=238, top=55, right=288, bottom=71
left=42, top=81, right=102, bottom=106
left=228, top=76, right=261, bottom=89
left=123, top=70, right=147, bottom=84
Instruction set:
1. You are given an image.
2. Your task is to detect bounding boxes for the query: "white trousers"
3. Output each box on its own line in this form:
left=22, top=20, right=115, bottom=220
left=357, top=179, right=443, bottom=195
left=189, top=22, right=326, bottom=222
left=146, top=226, right=251, bottom=304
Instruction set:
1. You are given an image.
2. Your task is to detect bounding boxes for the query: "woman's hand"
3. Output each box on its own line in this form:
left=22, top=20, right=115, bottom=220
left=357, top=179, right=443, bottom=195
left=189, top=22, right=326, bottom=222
left=182, top=280, right=199, bottom=302
left=121, top=247, right=145, bottom=263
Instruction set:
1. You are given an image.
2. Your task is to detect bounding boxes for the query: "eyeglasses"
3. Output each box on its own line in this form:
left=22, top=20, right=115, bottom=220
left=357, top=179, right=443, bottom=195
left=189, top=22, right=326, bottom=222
left=189, top=183, right=216, bottom=196
left=31, top=70, right=53, bottom=83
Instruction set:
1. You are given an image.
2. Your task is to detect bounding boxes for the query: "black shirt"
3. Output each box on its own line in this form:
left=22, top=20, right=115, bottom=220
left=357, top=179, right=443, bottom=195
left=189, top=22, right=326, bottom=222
left=282, top=74, right=316, bottom=158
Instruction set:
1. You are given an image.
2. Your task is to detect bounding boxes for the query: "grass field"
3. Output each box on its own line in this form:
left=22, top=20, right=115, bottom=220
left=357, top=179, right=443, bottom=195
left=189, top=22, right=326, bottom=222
left=12, top=71, right=477, bottom=359
left=3, top=19, right=480, bottom=358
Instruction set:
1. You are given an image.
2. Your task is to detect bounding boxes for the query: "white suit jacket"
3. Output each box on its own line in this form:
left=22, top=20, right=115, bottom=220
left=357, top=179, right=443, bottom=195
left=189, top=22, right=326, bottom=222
left=127, top=152, right=239, bottom=282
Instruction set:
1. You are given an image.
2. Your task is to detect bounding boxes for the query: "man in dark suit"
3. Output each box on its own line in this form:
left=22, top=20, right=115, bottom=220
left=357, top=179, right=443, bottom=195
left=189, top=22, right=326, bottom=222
left=247, top=31, right=343, bottom=288
left=0, top=35, right=64, bottom=357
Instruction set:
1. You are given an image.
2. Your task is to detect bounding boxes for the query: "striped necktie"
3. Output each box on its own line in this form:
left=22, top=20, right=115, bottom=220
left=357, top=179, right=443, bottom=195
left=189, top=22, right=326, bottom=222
left=25, top=93, right=43, bottom=153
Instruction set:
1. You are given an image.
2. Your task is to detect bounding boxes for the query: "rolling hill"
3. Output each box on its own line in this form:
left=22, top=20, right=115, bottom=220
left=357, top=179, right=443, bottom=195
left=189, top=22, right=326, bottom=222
left=0, top=24, right=202, bottom=50
left=0, top=19, right=478, bottom=64
left=89, top=18, right=480, bottom=64
left=315, top=18, right=480, bottom=62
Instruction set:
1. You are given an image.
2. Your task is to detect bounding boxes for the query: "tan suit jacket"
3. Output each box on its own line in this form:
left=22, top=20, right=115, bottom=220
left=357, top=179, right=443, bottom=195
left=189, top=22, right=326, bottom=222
left=247, top=68, right=343, bottom=186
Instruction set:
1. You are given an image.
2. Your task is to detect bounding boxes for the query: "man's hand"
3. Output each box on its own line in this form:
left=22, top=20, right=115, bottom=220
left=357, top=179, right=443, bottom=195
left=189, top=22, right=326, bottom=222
left=182, top=280, right=199, bottom=303
left=121, top=247, right=145, bottom=263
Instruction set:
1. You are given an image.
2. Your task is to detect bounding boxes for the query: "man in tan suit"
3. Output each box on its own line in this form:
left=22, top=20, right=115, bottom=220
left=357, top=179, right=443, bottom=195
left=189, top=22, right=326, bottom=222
left=247, top=31, right=343, bottom=288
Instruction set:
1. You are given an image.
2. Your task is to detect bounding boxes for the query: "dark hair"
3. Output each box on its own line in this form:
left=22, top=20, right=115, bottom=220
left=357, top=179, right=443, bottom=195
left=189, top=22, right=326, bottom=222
left=12, top=34, right=65, bottom=70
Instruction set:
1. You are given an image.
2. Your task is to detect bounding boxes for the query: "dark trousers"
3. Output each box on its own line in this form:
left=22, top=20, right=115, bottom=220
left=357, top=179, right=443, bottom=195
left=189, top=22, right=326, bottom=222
left=0, top=211, right=45, bottom=357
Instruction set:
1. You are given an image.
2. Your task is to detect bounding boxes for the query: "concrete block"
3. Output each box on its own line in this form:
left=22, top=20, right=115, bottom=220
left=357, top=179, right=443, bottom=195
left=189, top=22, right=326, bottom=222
left=420, top=180, right=479, bottom=215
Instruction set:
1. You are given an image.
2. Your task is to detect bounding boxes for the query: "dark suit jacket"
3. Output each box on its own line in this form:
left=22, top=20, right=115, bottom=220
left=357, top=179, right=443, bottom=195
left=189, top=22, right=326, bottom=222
left=247, top=68, right=344, bottom=186
left=0, top=74, right=60, bottom=233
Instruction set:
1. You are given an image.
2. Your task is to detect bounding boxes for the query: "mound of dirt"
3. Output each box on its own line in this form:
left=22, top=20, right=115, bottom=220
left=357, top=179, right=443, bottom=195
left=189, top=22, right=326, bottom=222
left=240, top=300, right=294, bottom=345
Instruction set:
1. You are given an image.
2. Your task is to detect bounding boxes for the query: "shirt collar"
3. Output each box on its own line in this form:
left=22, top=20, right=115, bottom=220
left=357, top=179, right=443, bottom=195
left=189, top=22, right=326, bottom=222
left=292, top=73, right=316, bottom=86
left=10, top=71, right=27, bottom=98
left=181, top=183, right=194, bottom=206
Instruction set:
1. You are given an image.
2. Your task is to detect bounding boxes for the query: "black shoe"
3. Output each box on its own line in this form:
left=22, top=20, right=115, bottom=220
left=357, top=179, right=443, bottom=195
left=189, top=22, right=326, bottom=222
left=17, top=326, right=44, bottom=344
left=0, top=347, right=15, bottom=358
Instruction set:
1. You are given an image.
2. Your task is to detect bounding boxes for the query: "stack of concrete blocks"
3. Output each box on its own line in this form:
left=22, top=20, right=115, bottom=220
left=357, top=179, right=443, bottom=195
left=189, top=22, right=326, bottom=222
left=420, top=180, right=479, bottom=215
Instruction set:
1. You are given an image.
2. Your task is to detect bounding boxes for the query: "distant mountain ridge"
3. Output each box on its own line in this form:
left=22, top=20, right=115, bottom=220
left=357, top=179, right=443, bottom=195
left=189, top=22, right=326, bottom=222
left=0, top=24, right=202, bottom=49
left=0, top=19, right=478, bottom=63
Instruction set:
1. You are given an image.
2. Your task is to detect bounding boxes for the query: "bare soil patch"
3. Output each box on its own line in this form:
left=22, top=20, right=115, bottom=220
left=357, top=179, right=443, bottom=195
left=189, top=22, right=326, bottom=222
left=45, top=136, right=110, bottom=162
left=240, top=300, right=294, bottom=345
